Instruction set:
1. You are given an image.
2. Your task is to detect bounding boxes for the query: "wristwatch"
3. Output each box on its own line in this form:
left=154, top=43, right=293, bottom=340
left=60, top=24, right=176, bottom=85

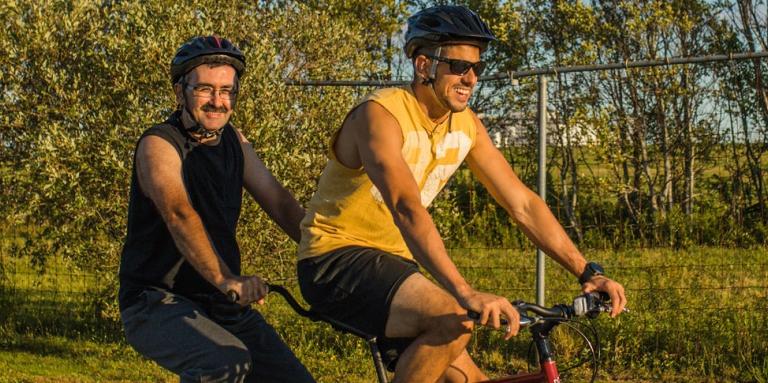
left=578, top=262, right=605, bottom=285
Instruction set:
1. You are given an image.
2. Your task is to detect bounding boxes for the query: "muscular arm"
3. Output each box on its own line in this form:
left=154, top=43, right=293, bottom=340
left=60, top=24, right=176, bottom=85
left=350, top=103, right=469, bottom=297
left=466, top=113, right=627, bottom=316
left=136, top=136, right=236, bottom=290
left=340, top=102, right=518, bottom=331
left=466, top=115, right=585, bottom=275
left=236, top=129, right=304, bottom=243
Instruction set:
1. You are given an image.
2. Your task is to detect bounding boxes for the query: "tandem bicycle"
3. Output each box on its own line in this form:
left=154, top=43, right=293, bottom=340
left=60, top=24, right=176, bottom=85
left=231, top=285, right=616, bottom=383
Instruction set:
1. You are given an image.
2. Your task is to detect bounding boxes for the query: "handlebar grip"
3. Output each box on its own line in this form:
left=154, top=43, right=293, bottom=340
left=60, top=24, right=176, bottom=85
left=226, top=284, right=271, bottom=304
left=467, top=310, right=510, bottom=326
left=229, top=284, right=313, bottom=318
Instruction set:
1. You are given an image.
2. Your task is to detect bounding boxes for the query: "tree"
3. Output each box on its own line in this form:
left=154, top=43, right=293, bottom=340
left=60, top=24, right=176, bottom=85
left=0, top=0, right=394, bottom=276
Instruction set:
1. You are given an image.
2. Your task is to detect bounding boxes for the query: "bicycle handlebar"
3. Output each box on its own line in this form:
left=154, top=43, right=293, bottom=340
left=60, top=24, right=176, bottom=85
left=516, top=292, right=611, bottom=318
left=227, top=284, right=320, bottom=320
left=265, top=284, right=316, bottom=318
left=228, top=286, right=612, bottom=329
left=467, top=292, right=612, bottom=329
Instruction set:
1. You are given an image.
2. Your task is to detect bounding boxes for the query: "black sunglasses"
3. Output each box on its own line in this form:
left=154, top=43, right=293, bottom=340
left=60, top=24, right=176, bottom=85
left=425, top=55, right=488, bottom=76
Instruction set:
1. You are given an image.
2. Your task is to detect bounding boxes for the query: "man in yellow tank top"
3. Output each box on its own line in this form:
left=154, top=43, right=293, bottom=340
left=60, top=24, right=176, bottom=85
left=298, top=6, right=627, bottom=382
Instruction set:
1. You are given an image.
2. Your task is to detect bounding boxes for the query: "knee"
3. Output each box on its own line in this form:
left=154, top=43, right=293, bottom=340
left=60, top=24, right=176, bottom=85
left=180, top=347, right=252, bottom=383
left=425, top=305, right=473, bottom=347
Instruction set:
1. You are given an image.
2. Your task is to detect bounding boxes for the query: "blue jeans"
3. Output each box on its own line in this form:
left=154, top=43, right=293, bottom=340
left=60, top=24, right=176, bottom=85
left=121, top=288, right=314, bottom=383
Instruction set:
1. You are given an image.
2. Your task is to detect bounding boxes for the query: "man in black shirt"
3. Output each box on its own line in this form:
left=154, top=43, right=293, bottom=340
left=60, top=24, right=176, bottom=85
left=118, top=35, right=314, bottom=383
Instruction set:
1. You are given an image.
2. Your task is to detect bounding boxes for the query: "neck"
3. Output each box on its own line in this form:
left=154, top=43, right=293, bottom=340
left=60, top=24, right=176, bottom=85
left=411, top=82, right=451, bottom=124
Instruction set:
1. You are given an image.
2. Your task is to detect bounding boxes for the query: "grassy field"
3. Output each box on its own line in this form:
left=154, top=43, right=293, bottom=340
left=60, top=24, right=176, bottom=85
left=1, top=247, right=766, bottom=382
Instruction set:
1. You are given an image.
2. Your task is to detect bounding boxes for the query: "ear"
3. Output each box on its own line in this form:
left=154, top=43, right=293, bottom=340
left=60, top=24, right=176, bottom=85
left=413, top=55, right=430, bottom=79
left=173, top=82, right=185, bottom=107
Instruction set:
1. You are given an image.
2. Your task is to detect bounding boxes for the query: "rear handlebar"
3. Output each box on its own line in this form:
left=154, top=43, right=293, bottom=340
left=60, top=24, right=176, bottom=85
left=227, top=284, right=320, bottom=320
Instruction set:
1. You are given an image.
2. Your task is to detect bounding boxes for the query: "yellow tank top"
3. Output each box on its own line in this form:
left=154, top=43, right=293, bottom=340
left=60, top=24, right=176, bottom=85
left=298, top=86, right=477, bottom=261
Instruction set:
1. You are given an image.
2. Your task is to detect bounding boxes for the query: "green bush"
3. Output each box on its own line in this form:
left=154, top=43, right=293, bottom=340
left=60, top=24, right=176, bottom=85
left=0, top=0, right=399, bottom=278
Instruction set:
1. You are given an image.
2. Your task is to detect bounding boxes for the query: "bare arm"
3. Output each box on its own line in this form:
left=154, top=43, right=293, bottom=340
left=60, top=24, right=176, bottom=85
left=465, top=113, right=627, bottom=316
left=136, top=136, right=265, bottom=304
left=236, top=129, right=304, bottom=243
left=351, top=104, right=465, bottom=296
left=343, top=102, right=519, bottom=334
left=466, top=115, right=585, bottom=274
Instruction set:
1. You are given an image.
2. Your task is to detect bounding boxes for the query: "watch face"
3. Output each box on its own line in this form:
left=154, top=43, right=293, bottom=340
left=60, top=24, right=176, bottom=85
left=580, top=262, right=605, bottom=284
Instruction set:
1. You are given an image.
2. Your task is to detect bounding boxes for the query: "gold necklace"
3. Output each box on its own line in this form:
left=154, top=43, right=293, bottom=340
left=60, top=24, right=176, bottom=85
left=425, top=113, right=452, bottom=137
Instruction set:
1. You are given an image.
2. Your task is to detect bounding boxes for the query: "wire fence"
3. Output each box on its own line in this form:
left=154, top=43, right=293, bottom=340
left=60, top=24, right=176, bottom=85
left=1, top=255, right=765, bottom=327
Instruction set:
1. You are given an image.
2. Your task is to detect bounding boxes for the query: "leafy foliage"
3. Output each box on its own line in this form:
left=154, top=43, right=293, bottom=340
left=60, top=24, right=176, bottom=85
left=0, top=0, right=401, bottom=277
left=1, top=1, right=766, bottom=281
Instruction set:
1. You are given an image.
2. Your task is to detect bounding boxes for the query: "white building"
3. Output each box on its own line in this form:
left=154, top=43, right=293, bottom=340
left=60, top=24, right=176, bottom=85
left=479, top=111, right=598, bottom=147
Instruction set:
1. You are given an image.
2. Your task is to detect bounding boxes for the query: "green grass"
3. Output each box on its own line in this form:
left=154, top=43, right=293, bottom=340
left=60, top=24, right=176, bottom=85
left=1, top=247, right=766, bottom=382
left=0, top=333, right=173, bottom=383
left=454, top=247, right=768, bottom=382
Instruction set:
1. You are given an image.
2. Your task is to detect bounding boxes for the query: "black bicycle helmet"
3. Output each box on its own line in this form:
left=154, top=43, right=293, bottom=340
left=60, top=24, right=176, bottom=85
left=170, top=35, right=246, bottom=84
left=404, top=5, right=496, bottom=58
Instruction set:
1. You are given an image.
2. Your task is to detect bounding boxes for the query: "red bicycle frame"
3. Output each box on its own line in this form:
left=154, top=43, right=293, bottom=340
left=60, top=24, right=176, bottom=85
left=481, top=319, right=566, bottom=382
left=483, top=362, right=559, bottom=383
left=262, top=285, right=604, bottom=383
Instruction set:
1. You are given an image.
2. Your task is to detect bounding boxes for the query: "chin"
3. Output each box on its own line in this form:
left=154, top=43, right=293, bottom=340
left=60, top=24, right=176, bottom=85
left=449, top=104, right=469, bottom=113
left=201, top=118, right=229, bottom=130
left=200, top=123, right=226, bottom=132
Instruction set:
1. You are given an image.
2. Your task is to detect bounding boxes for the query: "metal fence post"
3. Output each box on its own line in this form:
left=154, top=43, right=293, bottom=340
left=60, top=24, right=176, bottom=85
left=536, top=74, right=548, bottom=306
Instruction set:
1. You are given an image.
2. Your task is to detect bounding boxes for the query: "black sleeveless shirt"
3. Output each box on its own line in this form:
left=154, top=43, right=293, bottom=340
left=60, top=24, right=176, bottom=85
left=118, top=111, right=244, bottom=310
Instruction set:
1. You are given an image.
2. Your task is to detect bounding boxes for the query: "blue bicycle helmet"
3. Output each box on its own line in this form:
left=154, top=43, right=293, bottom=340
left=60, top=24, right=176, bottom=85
left=170, top=35, right=246, bottom=84
left=404, top=5, right=496, bottom=58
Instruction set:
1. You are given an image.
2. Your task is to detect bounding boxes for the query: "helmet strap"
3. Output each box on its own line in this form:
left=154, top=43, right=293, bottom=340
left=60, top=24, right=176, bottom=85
left=419, top=46, right=441, bottom=86
left=424, top=46, right=453, bottom=113
left=427, top=46, right=441, bottom=83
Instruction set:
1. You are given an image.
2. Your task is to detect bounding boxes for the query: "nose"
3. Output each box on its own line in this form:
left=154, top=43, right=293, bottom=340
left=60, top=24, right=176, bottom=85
left=207, top=91, right=226, bottom=107
left=462, top=68, right=478, bottom=86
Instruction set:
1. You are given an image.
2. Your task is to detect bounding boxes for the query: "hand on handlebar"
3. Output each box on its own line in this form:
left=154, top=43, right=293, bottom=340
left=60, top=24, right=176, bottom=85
left=220, top=275, right=268, bottom=306
left=459, top=289, right=520, bottom=340
left=581, top=275, right=627, bottom=317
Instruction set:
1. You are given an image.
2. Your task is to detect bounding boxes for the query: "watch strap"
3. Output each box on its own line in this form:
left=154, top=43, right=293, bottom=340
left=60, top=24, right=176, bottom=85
left=579, top=262, right=604, bottom=285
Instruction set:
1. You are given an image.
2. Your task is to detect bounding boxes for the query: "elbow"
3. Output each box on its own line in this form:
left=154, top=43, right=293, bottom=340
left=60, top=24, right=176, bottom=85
left=161, top=204, right=196, bottom=228
left=507, top=193, right=539, bottom=222
left=391, top=196, right=423, bottom=225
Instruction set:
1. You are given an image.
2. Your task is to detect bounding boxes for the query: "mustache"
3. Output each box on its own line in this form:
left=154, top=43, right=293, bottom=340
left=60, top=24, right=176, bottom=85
left=201, top=104, right=229, bottom=113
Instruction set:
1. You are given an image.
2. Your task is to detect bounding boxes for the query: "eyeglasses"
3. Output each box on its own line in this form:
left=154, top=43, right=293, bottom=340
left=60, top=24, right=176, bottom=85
left=425, top=55, right=488, bottom=76
left=186, top=84, right=238, bottom=100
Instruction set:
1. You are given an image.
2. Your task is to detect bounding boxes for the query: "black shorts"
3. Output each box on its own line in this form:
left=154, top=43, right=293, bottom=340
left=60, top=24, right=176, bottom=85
left=297, top=246, right=420, bottom=370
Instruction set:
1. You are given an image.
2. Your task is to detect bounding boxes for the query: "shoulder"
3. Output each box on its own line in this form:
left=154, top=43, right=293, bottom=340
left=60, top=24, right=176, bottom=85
left=143, top=121, right=177, bottom=138
left=222, top=123, right=246, bottom=147
left=346, top=100, right=399, bottom=132
left=137, top=134, right=180, bottom=160
left=233, top=127, right=249, bottom=144
left=355, top=87, right=415, bottom=123
left=140, top=121, right=186, bottom=154
left=360, top=87, right=412, bottom=109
